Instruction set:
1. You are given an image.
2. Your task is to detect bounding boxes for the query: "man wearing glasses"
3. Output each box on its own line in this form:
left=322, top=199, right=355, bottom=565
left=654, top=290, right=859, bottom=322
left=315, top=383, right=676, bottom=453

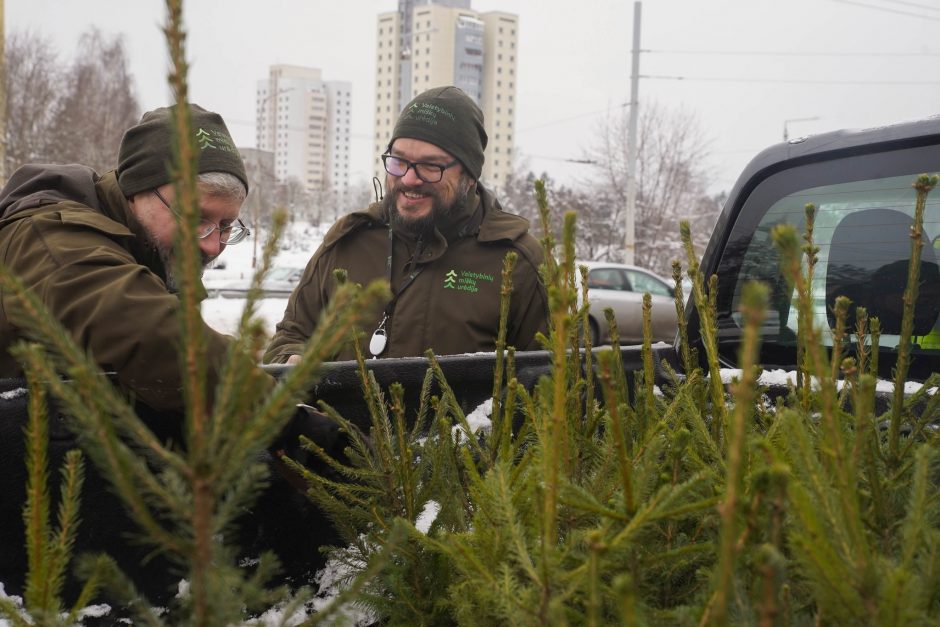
left=0, top=104, right=359, bottom=598
left=265, top=86, right=548, bottom=364
left=0, top=104, right=253, bottom=411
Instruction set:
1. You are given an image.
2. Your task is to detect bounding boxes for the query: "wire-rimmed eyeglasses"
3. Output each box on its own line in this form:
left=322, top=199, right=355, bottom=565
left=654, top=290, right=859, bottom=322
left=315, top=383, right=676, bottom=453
left=152, top=189, right=250, bottom=245
left=381, top=154, right=458, bottom=184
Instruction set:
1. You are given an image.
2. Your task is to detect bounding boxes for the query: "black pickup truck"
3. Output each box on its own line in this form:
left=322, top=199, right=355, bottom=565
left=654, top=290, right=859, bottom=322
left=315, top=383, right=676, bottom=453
left=2, top=115, right=938, bottom=600
left=297, top=114, right=940, bottom=424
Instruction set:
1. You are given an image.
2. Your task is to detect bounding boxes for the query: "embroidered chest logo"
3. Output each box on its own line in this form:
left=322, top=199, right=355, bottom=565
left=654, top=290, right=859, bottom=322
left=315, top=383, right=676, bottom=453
left=443, top=268, right=495, bottom=294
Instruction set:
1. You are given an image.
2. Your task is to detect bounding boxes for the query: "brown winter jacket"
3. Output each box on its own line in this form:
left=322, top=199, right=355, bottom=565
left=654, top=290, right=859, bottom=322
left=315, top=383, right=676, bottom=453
left=0, top=164, right=236, bottom=412
left=264, top=184, right=548, bottom=363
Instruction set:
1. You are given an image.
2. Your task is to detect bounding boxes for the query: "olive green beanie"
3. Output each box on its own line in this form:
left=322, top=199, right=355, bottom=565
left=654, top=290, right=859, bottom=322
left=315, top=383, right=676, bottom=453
left=117, top=103, right=248, bottom=197
left=388, top=86, right=488, bottom=180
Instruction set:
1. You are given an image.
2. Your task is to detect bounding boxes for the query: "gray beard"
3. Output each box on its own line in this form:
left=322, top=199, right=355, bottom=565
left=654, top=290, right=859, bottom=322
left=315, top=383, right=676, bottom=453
left=150, top=239, right=208, bottom=294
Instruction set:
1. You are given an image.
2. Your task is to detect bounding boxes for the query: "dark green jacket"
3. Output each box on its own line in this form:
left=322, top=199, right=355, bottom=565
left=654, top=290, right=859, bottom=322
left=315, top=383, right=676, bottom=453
left=264, top=184, right=548, bottom=363
left=0, top=164, right=233, bottom=411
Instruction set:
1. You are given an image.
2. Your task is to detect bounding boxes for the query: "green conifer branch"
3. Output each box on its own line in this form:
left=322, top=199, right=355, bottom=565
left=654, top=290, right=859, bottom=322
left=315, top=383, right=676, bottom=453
left=640, top=292, right=655, bottom=423
left=711, top=281, right=767, bottom=626
left=597, top=350, right=635, bottom=514
left=14, top=345, right=187, bottom=554
left=799, top=203, right=820, bottom=405
left=889, top=174, right=937, bottom=461
left=579, top=265, right=599, bottom=438
left=680, top=220, right=727, bottom=446
left=22, top=369, right=53, bottom=612
left=491, top=251, right=517, bottom=462
left=673, top=260, right=694, bottom=375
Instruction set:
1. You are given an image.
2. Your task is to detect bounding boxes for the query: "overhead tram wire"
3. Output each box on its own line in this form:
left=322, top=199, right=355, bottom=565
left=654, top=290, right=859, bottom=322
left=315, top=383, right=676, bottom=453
left=828, top=0, right=940, bottom=20
left=642, top=48, right=940, bottom=57
left=641, top=75, right=940, bottom=85
left=517, top=102, right=630, bottom=134
left=878, top=0, right=940, bottom=12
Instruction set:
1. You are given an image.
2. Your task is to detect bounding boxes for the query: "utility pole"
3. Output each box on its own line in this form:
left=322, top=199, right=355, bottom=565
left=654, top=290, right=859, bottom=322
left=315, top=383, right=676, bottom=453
left=624, top=1, right=641, bottom=265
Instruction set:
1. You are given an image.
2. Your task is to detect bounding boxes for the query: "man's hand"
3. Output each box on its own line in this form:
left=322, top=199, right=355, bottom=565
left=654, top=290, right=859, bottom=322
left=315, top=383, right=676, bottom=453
left=286, top=354, right=302, bottom=365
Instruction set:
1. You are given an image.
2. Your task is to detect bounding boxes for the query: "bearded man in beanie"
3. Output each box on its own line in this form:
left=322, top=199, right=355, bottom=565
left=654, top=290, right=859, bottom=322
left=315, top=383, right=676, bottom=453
left=265, top=86, right=548, bottom=364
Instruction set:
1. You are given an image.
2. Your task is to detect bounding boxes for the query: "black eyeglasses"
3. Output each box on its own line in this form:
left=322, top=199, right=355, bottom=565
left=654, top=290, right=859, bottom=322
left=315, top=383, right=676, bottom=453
left=152, top=189, right=250, bottom=245
left=381, top=154, right=458, bottom=184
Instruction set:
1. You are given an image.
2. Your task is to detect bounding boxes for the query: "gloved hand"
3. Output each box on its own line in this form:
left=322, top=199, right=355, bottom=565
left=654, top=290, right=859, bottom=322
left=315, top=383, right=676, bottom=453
left=269, top=404, right=353, bottom=490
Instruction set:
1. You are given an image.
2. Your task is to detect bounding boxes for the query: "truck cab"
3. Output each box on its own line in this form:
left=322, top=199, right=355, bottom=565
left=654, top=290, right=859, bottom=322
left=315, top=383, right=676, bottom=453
left=688, top=115, right=940, bottom=382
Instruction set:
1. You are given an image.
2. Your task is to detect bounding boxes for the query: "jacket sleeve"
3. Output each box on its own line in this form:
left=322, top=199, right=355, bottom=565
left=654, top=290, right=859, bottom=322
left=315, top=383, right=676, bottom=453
left=507, top=241, right=550, bottom=352
left=263, top=244, right=335, bottom=364
left=0, top=215, right=241, bottom=412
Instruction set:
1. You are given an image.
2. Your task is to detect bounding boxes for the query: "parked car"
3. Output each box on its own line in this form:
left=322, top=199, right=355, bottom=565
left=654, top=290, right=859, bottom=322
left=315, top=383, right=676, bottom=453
left=212, top=266, right=304, bottom=299
left=578, top=261, right=678, bottom=345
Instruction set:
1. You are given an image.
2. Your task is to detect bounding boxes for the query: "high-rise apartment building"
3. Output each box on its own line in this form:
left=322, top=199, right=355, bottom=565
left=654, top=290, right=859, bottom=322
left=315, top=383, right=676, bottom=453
left=256, top=65, right=352, bottom=196
left=374, top=1, right=518, bottom=189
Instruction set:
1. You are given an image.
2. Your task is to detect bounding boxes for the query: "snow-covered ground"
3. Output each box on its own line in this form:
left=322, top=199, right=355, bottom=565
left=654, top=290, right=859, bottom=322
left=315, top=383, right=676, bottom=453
left=200, top=222, right=326, bottom=337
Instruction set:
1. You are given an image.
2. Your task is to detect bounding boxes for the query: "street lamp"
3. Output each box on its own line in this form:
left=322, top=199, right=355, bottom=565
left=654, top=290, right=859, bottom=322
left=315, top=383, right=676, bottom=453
left=783, top=116, right=820, bottom=141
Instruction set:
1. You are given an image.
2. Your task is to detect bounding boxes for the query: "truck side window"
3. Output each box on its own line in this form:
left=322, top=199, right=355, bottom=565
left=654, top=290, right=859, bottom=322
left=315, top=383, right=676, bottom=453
left=716, top=166, right=940, bottom=375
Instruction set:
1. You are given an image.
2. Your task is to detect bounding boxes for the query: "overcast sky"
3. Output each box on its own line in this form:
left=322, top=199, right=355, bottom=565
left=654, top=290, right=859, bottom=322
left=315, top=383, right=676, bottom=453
left=6, top=0, right=940, bottom=194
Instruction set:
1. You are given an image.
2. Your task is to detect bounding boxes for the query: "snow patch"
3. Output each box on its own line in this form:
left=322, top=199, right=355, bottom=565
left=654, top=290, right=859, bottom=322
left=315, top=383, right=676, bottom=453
left=719, top=368, right=936, bottom=396
left=0, top=387, right=27, bottom=400
left=415, top=500, right=440, bottom=534
left=464, top=398, right=493, bottom=432
left=309, top=550, right=377, bottom=626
